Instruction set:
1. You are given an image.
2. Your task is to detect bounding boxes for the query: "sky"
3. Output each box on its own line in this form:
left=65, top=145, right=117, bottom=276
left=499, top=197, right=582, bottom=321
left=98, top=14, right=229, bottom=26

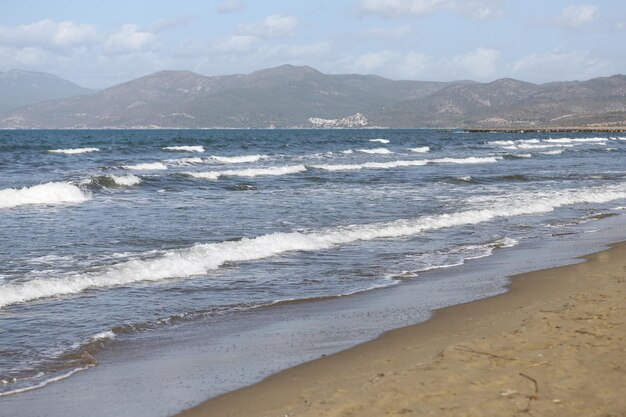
left=1, top=0, right=625, bottom=88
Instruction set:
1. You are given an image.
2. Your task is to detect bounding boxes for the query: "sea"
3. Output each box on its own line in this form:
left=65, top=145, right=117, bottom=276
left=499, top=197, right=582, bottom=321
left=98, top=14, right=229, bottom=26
left=1, top=129, right=625, bottom=416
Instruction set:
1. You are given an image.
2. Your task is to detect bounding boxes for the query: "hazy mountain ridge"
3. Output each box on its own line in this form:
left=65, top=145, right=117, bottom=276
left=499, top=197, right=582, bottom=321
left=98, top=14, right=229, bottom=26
left=1, top=65, right=625, bottom=128
left=0, top=70, right=93, bottom=114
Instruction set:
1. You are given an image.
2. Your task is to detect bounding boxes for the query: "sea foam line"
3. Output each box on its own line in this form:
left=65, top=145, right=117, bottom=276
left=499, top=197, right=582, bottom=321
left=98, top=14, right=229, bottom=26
left=48, top=148, right=100, bottom=155
left=207, top=154, right=266, bottom=164
left=163, top=146, right=205, bottom=153
left=356, top=148, right=393, bottom=154
left=1, top=183, right=625, bottom=308
left=123, top=162, right=168, bottom=170
left=107, top=175, right=142, bottom=186
left=0, top=182, right=90, bottom=209
left=310, top=156, right=501, bottom=171
left=185, top=165, right=307, bottom=179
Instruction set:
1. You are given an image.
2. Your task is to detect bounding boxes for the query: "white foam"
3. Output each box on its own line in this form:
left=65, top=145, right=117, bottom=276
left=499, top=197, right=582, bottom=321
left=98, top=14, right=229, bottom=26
left=408, top=146, right=430, bottom=153
left=487, top=140, right=515, bottom=146
left=541, top=149, right=565, bottom=155
left=412, top=237, right=519, bottom=272
left=543, top=137, right=608, bottom=144
left=90, top=330, right=116, bottom=341
left=185, top=165, right=307, bottom=180
left=514, top=143, right=575, bottom=149
left=369, top=139, right=390, bottom=144
left=311, top=160, right=428, bottom=171
left=2, top=184, right=624, bottom=309
left=0, top=182, right=90, bottom=209
left=163, top=146, right=205, bottom=153
left=457, top=176, right=473, bottom=182
left=207, top=154, right=266, bottom=164
left=108, top=175, right=142, bottom=186
left=341, top=149, right=354, bottom=154
left=124, top=162, right=168, bottom=170
left=48, top=148, right=100, bottom=155
left=311, top=156, right=499, bottom=172
left=167, top=157, right=204, bottom=165
left=356, top=148, right=393, bottom=154
left=0, top=366, right=91, bottom=398
left=429, top=156, right=502, bottom=164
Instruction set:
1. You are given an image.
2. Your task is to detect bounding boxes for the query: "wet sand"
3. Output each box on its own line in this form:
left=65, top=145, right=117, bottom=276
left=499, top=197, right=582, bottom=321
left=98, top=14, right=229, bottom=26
left=178, top=241, right=626, bottom=417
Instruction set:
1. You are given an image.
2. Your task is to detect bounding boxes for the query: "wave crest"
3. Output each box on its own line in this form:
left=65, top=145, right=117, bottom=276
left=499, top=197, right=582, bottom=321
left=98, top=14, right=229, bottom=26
left=0, top=182, right=90, bottom=209
left=1, top=183, right=624, bottom=308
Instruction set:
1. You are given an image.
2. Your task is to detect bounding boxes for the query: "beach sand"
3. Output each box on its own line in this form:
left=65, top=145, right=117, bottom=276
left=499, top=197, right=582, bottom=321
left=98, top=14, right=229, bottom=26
left=178, top=242, right=626, bottom=417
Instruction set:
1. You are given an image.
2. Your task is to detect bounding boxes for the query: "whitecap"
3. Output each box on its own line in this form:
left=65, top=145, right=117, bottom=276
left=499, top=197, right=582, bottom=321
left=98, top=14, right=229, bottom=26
left=429, top=156, right=502, bottom=164
left=163, top=146, right=205, bottom=153
left=2, top=183, right=624, bottom=308
left=48, top=148, right=100, bottom=155
left=408, top=146, right=430, bottom=153
left=207, top=155, right=266, bottom=164
left=185, top=165, right=307, bottom=180
left=356, top=148, right=393, bottom=154
left=123, top=162, right=168, bottom=170
left=108, top=175, right=142, bottom=186
left=166, top=157, right=204, bottom=166
left=310, top=160, right=428, bottom=171
left=0, top=182, right=90, bottom=209
left=369, top=139, right=390, bottom=144
left=543, top=137, right=608, bottom=144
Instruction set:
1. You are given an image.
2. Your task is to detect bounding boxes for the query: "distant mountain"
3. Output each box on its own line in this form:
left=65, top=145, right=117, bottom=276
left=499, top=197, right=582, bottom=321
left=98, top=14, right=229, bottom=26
left=372, top=75, right=626, bottom=128
left=0, top=70, right=93, bottom=114
left=1, top=65, right=625, bottom=129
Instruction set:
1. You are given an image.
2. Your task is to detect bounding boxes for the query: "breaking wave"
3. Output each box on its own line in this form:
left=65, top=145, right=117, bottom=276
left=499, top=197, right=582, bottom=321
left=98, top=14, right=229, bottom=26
left=123, top=162, right=168, bottom=170
left=185, top=165, right=307, bottom=180
left=310, top=156, right=500, bottom=171
left=1, top=183, right=624, bottom=308
left=543, top=137, right=608, bottom=144
left=207, top=155, right=266, bottom=164
left=163, top=146, right=205, bottom=153
left=0, top=182, right=90, bottom=209
left=91, top=175, right=142, bottom=187
left=310, top=160, right=428, bottom=171
left=48, top=148, right=100, bottom=155
left=356, top=148, right=393, bottom=154
left=369, top=139, right=390, bottom=144
left=408, top=146, right=430, bottom=153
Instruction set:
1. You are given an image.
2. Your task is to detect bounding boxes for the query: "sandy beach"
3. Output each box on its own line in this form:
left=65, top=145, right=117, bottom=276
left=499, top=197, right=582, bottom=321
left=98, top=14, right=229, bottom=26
left=178, top=241, right=626, bottom=417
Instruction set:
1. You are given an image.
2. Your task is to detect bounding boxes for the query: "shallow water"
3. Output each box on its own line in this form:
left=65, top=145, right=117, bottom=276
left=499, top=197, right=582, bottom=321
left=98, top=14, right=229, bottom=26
left=1, top=129, right=625, bottom=397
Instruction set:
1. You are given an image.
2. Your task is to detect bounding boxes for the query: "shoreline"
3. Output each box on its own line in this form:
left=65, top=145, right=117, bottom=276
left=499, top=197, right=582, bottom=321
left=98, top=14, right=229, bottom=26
left=178, top=240, right=626, bottom=417
left=463, top=127, right=626, bottom=133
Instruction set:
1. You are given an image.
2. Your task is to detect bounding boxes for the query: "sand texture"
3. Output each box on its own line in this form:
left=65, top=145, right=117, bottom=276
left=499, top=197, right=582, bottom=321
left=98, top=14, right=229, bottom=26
left=178, top=242, right=626, bottom=417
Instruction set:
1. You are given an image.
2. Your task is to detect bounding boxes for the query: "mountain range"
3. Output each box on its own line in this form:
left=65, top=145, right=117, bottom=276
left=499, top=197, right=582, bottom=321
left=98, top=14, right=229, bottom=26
left=1, top=65, right=625, bottom=129
left=0, top=70, right=93, bottom=114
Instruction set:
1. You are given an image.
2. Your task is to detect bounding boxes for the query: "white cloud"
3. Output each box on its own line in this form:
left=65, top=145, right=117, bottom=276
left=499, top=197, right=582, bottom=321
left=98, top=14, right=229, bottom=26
left=451, top=47, right=499, bottom=78
left=237, top=15, right=299, bottom=38
left=0, top=19, right=99, bottom=50
left=357, top=0, right=503, bottom=20
left=511, top=48, right=610, bottom=82
left=264, top=42, right=334, bottom=60
left=359, top=0, right=446, bottom=17
left=362, top=26, right=413, bottom=39
left=212, top=35, right=260, bottom=55
left=104, top=24, right=156, bottom=55
left=558, top=5, right=599, bottom=29
left=217, top=0, right=245, bottom=14
left=348, top=47, right=498, bottom=80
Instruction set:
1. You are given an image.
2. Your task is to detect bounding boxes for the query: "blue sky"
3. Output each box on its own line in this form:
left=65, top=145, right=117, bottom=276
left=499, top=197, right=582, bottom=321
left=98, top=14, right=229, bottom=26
left=1, top=0, right=625, bottom=88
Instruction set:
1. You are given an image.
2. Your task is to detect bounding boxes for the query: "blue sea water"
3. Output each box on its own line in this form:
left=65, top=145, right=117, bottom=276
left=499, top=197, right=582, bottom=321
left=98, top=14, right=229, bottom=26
left=0, top=129, right=625, bottom=399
